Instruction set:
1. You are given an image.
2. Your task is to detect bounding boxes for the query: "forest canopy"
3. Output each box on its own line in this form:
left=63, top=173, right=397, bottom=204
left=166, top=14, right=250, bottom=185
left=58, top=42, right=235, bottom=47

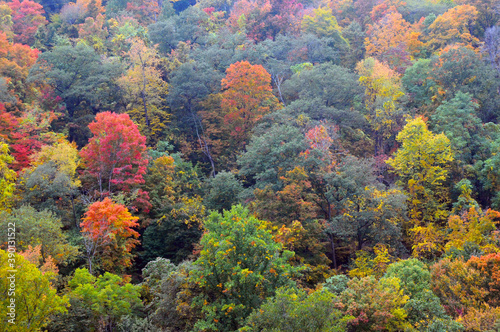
left=1, top=0, right=500, bottom=330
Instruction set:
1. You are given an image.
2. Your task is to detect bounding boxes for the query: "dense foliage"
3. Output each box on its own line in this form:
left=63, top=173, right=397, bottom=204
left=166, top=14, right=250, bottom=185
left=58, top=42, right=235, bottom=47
left=1, top=0, right=500, bottom=330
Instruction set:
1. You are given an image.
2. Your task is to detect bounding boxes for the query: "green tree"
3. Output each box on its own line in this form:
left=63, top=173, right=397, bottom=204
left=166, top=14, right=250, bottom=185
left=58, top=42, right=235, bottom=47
left=342, top=21, right=367, bottom=68
left=141, top=148, right=205, bottom=264
left=0, top=205, right=79, bottom=265
left=301, top=7, right=348, bottom=46
left=0, top=249, right=69, bottom=331
left=21, top=140, right=81, bottom=226
left=203, top=171, right=243, bottom=212
left=402, top=47, right=500, bottom=123
left=148, top=6, right=210, bottom=54
left=330, top=184, right=406, bottom=252
left=430, top=92, right=484, bottom=166
left=323, top=274, right=349, bottom=295
left=384, top=259, right=460, bottom=331
left=281, top=63, right=364, bottom=122
left=241, top=287, right=349, bottom=331
left=190, top=205, right=298, bottom=331
left=401, top=59, right=437, bottom=113
left=168, top=61, right=222, bottom=175
left=475, top=134, right=500, bottom=209
left=141, top=258, right=199, bottom=331
left=65, top=268, right=142, bottom=331
left=293, top=150, right=406, bottom=267
left=237, top=124, right=306, bottom=192
left=335, top=276, right=410, bottom=331
left=28, top=44, right=123, bottom=145
left=485, top=26, right=500, bottom=76
left=451, top=179, right=480, bottom=215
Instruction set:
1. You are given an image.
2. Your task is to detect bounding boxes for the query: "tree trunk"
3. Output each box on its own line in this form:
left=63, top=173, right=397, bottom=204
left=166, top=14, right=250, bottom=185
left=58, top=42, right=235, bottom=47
left=138, top=52, right=150, bottom=127
left=329, top=233, right=337, bottom=269
left=142, top=90, right=149, bottom=127
left=272, top=73, right=286, bottom=106
left=189, top=102, right=216, bottom=177
left=71, top=193, right=77, bottom=227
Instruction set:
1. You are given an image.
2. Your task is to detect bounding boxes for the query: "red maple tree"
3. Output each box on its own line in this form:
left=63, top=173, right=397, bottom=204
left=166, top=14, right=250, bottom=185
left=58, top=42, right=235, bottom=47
left=80, top=112, right=149, bottom=197
left=8, top=0, right=47, bottom=46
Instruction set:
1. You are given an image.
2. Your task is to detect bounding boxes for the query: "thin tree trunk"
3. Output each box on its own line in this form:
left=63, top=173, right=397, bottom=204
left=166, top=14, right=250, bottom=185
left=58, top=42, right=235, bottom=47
left=272, top=73, right=286, bottom=106
left=138, top=52, right=150, bottom=127
left=98, top=173, right=103, bottom=199
left=71, top=193, right=77, bottom=227
left=330, top=233, right=337, bottom=269
left=189, top=101, right=216, bottom=177
left=142, top=90, right=149, bottom=127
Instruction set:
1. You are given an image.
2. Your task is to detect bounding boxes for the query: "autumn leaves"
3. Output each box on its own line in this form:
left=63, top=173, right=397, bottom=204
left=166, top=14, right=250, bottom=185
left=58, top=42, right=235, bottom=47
left=79, top=112, right=147, bottom=274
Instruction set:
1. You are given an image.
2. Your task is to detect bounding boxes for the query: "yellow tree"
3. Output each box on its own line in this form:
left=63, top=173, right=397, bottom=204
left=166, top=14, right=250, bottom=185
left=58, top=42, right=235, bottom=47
left=445, top=207, right=500, bottom=255
left=32, top=139, right=81, bottom=188
left=425, top=5, right=481, bottom=52
left=356, top=57, right=404, bottom=155
left=348, top=244, right=395, bottom=278
left=77, top=13, right=109, bottom=54
left=386, top=117, right=453, bottom=258
left=301, top=7, right=349, bottom=46
left=118, top=38, right=169, bottom=144
left=23, top=139, right=81, bottom=224
left=0, top=249, right=69, bottom=331
left=0, top=142, right=16, bottom=211
left=0, top=2, right=13, bottom=40
left=410, top=222, right=446, bottom=259
left=147, top=155, right=205, bottom=227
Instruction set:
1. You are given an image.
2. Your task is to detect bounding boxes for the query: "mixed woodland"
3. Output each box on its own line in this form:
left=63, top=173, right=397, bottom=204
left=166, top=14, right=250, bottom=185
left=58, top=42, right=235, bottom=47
left=0, top=0, right=500, bottom=330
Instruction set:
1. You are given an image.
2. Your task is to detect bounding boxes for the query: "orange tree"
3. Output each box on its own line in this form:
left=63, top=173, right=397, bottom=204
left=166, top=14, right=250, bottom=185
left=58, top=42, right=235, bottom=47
left=424, top=5, right=480, bottom=52
left=445, top=207, right=500, bottom=257
left=220, top=61, right=280, bottom=149
left=455, top=0, right=500, bottom=33
left=80, top=197, right=140, bottom=274
left=334, top=276, right=410, bottom=331
left=431, top=253, right=500, bottom=320
left=0, top=32, right=39, bottom=104
left=365, top=11, right=419, bottom=73
left=467, top=253, right=500, bottom=308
